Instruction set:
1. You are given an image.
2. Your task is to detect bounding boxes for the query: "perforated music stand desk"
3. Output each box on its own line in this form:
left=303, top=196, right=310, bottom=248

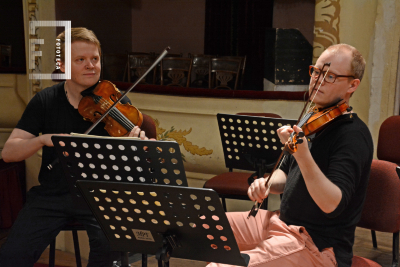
left=77, top=180, right=249, bottom=267
left=217, top=114, right=297, bottom=208
left=52, top=136, right=189, bottom=266
left=52, top=136, right=188, bottom=196
left=217, top=113, right=297, bottom=176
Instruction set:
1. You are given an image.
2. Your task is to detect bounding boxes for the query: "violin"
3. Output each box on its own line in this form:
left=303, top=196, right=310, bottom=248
left=284, top=100, right=351, bottom=154
left=47, top=46, right=171, bottom=170
left=78, top=80, right=143, bottom=137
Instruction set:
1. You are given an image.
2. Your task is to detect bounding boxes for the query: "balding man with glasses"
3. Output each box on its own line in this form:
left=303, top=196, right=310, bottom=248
left=207, top=44, right=373, bottom=267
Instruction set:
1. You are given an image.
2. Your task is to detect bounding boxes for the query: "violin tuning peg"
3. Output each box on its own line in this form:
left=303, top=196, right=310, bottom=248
left=296, top=139, right=304, bottom=145
left=297, top=132, right=305, bottom=138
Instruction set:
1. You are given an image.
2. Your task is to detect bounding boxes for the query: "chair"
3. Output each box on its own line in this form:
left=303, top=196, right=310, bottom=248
left=369, top=116, right=400, bottom=250
left=203, top=113, right=281, bottom=211
left=377, top=116, right=400, bottom=165
left=210, top=58, right=242, bottom=90
left=127, top=52, right=156, bottom=84
left=101, top=53, right=127, bottom=82
left=49, top=114, right=157, bottom=266
left=352, top=255, right=382, bottom=267
left=0, top=160, right=25, bottom=246
left=190, top=54, right=214, bottom=88
left=354, top=159, right=400, bottom=267
left=49, top=220, right=85, bottom=267
left=140, top=113, right=157, bottom=139
left=219, top=56, right=246, bottom=89
left=160, top=57, right=193, bottom=87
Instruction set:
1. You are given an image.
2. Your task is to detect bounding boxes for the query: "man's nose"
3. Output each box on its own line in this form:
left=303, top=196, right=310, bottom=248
left=316, top=75, right=325, bottom=86
left=86, top=61, right=94, bottom=69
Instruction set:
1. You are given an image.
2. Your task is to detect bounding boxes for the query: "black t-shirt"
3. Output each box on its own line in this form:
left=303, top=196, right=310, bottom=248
left=279, top=113, right=373, bottom=267
left=15, top=81, right=130, bottom=195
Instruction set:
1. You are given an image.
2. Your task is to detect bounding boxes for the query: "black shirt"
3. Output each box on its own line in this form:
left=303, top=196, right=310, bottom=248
left=279, top=113, right=373, bottom=267
left=15, top=81, right=130, bottom=195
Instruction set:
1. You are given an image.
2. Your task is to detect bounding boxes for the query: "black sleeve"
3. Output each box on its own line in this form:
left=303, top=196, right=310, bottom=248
left=15, top=92, right=45, bottom=136
left=323, top=128, right=372, bottom=218
left=279, top=154, right=292, bottom=175
left=120, top=95, right=131, bottom=105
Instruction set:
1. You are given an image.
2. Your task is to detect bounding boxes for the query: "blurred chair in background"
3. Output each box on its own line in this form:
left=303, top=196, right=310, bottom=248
left=189, top=54, right=215, bottom=88
left=210, top=58, right=242, bottom=90
left=101, top=53, right=127, bottom=82
left=160, top=57, right=193, bottom=87
left=127, top=52, right=156, bottom=84
left=219, top=56, right=246, bottom=89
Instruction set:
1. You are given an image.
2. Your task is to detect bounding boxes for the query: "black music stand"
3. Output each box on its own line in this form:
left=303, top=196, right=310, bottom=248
left=217, top=114, right=297, bottom=208
left=52, top=135, right=188, bottom=266
left=77, top=180, right=250, bottom=267
left=52, top=136, right=188, bottom=197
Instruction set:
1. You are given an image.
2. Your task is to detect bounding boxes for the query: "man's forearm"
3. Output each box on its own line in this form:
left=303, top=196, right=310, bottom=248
left=2, top=137, right=44, bottom=162
left=268, top=169, right=287, bottom=195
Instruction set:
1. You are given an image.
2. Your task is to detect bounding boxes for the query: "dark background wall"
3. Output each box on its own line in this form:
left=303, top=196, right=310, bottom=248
left=131, top=0, right=205, bottom=56
left=273, top=0, right=315, bottom=45
left=55, top=0, right=133, bottom=55
left=4, top=0, right=315, bottom=89
left=0, top=0, right=26, bottom=72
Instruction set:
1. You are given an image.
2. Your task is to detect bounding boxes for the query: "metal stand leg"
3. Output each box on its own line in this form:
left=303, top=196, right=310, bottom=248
left=371, top=230, right=377, bottom=248
left=392, top=231, right=399, bottom=267
left=121, top=252, right=130, bottom=267
left=72, top=230, right=82, bottom=267
left=142, top=254, right=147, bottom=267
left=49, top=239, right=56, bottom=267
left=221, top=197, right=227, bottom=212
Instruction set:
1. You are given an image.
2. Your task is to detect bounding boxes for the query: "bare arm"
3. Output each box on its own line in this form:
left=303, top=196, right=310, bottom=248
left=1, top=128, right=61, bottom=162
left=247, top=168, right=287, bottom=203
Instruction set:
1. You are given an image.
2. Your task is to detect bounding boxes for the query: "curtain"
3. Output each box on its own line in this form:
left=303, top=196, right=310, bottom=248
left=205, top=0, right=274, bottom=90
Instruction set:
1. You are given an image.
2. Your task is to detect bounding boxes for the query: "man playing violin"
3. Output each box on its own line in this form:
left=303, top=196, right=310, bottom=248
left=208, top=44, right=373, bottom=267
left=0, top=27, right=147, bottom=267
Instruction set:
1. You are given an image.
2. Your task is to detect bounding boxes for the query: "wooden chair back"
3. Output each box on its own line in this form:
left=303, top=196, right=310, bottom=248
left=160, top=57, right=193, bottom=87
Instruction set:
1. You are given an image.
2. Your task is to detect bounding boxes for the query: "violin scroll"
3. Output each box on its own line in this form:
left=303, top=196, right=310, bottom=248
left=283, top=131, right=305, bottom=155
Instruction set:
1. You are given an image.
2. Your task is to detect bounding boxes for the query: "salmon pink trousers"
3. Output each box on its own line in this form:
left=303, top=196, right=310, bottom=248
left=207, top=210, right=337, bottom=267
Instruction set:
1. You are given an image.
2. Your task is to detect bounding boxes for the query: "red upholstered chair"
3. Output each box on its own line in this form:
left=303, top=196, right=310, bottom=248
left=368, top=116, right=400, bottom=250
left=140, top=113, right=157, bottom=139
left=203, top=113, right=281, bottom=211
left=0, top=160, right=25, bottom=244
left=353, top=159, right=400, bottom=267
left=377, top=116, right=400, bottom=165
left=351, top=255, right=382, bottom=267
left=49, top=114, right=157, bottom=266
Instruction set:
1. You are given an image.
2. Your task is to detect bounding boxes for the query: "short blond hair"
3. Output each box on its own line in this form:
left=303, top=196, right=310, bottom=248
left=56, top=27, right=101, bottom=62
left=326, top=43, right=366, bottom=81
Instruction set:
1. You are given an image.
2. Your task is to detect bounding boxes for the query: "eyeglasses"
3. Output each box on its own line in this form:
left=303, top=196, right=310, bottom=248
left=309, top=65, right=355, bottom=83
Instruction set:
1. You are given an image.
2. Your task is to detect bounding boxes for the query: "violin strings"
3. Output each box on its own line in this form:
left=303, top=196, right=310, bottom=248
left=96, top=97, right=136, bottom=132
left=97, top=98, right=134, bottom=130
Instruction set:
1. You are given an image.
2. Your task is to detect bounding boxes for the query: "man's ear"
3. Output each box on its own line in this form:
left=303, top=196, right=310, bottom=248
left=59, top=60, right=65, bottom=73
left=348, top=79, right=360, bottom=94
